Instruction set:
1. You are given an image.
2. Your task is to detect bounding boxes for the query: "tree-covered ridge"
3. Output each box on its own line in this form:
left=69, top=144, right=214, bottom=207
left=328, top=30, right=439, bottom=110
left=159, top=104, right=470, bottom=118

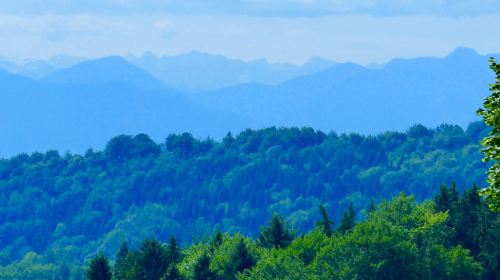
left=0, top=122, right=490, bottom=277
left=82, top=190, right=498, bottom=280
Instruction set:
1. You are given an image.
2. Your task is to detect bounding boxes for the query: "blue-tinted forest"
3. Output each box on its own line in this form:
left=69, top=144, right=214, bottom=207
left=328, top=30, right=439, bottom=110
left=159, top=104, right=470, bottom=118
left=0, top=121, right=497, bottom=279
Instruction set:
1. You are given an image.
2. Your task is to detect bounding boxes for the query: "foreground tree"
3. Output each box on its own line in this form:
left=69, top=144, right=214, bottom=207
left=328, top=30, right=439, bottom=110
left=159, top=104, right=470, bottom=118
left=192, top=253, right=217, bottom=280
left=338, top=202, right=356, bottom=233
left=225, top=239, right=255, bottom=277
left=138, top=239, right=169, bottom=280
left=161, top=264, right=184, bottom=280
left=85, top=254, right=112, bottom=280
left=114, top=241, right=130, bottom=280
left=258, top=214, right=294, bottom=249
left=316, top=204, right=333, bottom=237
left=477, top=58, right=500, bottom=210
left=168, top=236, right=181, bottom=263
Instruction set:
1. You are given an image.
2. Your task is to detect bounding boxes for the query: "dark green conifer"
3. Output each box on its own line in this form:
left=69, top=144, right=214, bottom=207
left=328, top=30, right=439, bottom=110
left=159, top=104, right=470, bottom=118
left=85, top=253, right=112, bottom=280
left=192, top=253, right=217, bottom=280
left=114, top=241, right=129, bottom=280
left=162, top=263, right=184, bottom=280
left=338, top=202, right=356, bottom=233
left=168, top=236, right=181, bottom=263
left=138, top=239, right=169, bottom=280
left=225, top=239, right=255, bottom=278
left=258, top=214, right=294, bottom=249
left=368, top=199, right=376, bottom=213
left=316, top=204, right=334, bottom=237
left=210, top=231, right=224, bottom=252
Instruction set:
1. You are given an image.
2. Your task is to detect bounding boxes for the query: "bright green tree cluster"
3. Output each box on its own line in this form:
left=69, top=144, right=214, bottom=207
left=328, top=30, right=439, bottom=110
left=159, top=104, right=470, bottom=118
left=83, top=190, right=499, bottom=280
left=477, top=58, right=500, bottom=210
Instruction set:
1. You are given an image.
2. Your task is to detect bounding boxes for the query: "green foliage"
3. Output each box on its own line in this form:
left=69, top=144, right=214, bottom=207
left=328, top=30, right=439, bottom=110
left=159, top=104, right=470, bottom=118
left=114, top=241, right=129, bottom=280
left=192, top=253, right=217, bottom=280
left=168, top=236, right=181, bottom=264
left=0, top=123, right=493, bottom=277
left=258, top=214, right=294, bottom=249
left=477, top=58, right=500, bottom=210
left=161, top=264, right=184, bottom=280
left=85, top=254, right=112, bottom=280
left=72, top=191, right=498, bottom=280
left=238, top=252, right=311, bottom=280
left=0, top=252, right=66, bottom=280
left=315, top=205, right=333, bottom=237
left=337, top=202, right=356, bottom=233
left=137, top=239, right=170, bottom=280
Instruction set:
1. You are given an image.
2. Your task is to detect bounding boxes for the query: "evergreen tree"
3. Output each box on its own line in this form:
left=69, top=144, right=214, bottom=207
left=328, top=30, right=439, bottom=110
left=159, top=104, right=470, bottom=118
left=137, top=239, right=169, bottom=280
left=167, top=236, right=181, bottom=263
left=435, top=184, right=459, bottom=212
left=225, top=239, right=255, bottom=278
left=192, top=253, right=217, bottom=280
left=338, top=203, right=356, bottom=233
left=114, top=241, right=129, bottom=280
left=258, top=214, right=294, bottom=249
left=85, top=254, right=112, bottom=280
left=368, top=199, right=376, bottom=213
left=161, top=263, right=184, bottom=280
left=316, top=204, right=334, bottom=237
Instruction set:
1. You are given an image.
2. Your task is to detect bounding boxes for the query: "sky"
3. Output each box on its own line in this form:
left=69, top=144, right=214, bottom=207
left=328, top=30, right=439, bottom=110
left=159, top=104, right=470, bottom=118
left=1, top=1, right=500, bottom=64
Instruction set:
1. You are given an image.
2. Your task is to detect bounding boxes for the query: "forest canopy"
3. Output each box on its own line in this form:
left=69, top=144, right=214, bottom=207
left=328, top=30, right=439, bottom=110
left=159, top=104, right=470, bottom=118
left=0, top=122, right=494, bottom=279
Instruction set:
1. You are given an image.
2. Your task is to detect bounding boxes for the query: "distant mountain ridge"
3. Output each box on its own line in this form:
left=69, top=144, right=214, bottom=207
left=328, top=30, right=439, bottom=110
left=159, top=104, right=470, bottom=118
left=0, top=61, right=253, bottom=157
left=0, top=55, right=84, bottom=79
left=41, top=56, right=167, bottom=91
left=1, top=51, right=337, bottom=91
left=188, top=47, right=497, bottom=134
left=0, top=47, right=498, bottom=157
left=129, top=50, right=337, bottom=91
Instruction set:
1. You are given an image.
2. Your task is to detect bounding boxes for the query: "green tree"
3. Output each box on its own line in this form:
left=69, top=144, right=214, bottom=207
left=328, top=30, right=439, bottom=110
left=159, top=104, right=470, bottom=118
left=338, top=202, right=356, bottom=233
left=168, top=236, right=181, bottom=264
left=85, top=254, right=112, bottom=280
left=434, top=184, right=459, bottom=213
left=137, top=239, right=169, bottom=280
left=225, top=239, right=255, bottom=278
left=192, top=253, right=217, bottom=280
left=258, top=214, right=294, bottom=249
left=161, top=264, right=184, bottom=280
left=114, top=241, right=129, bottom=280
left=240, top=253, right=311, bottom=280
left=477, top=58, right=500, bottom=211
left=368, top=199, right=376, bottom=213
left=316, top=204, right=333, bottom=237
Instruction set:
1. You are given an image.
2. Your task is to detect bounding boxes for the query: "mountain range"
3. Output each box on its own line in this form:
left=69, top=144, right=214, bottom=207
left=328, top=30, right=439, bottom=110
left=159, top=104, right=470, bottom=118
left=0, top=47, right=498, bottom=157
left=129, top=51, right=337, bottom=91
left=189, top=47, right=498, bottom=133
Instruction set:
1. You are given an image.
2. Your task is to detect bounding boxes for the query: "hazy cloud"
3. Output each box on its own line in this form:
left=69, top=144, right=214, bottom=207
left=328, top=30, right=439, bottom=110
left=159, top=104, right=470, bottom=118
left=1, top=1, right=500, bottom=17
left=1, top=12, right=499, bottom=64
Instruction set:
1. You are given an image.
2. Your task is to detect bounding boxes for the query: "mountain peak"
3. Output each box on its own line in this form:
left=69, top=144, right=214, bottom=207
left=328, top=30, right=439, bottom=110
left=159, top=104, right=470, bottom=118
left=446, top=47, right=478, bottom=59
left=302, top=56, right=337, bottom=70
left=41, top=56, right=165, bottom=90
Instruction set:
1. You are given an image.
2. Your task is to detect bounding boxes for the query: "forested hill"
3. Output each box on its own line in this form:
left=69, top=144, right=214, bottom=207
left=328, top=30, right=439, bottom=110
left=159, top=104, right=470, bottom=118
left=0, top=122, right=490, bottom=271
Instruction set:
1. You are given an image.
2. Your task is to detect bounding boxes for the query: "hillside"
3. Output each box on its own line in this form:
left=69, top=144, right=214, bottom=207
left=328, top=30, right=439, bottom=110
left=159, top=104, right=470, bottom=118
left=0, top=123, right=490, bottom=271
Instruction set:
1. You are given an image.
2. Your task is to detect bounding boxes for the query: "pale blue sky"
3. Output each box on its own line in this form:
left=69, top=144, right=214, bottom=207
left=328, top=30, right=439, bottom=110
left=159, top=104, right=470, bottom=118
left=1, top=1, right=500, bottom=64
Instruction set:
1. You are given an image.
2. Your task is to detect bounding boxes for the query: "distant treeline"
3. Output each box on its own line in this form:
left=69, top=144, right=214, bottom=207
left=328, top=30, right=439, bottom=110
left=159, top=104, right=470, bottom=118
left=0, top=122, right=493, bottom=279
